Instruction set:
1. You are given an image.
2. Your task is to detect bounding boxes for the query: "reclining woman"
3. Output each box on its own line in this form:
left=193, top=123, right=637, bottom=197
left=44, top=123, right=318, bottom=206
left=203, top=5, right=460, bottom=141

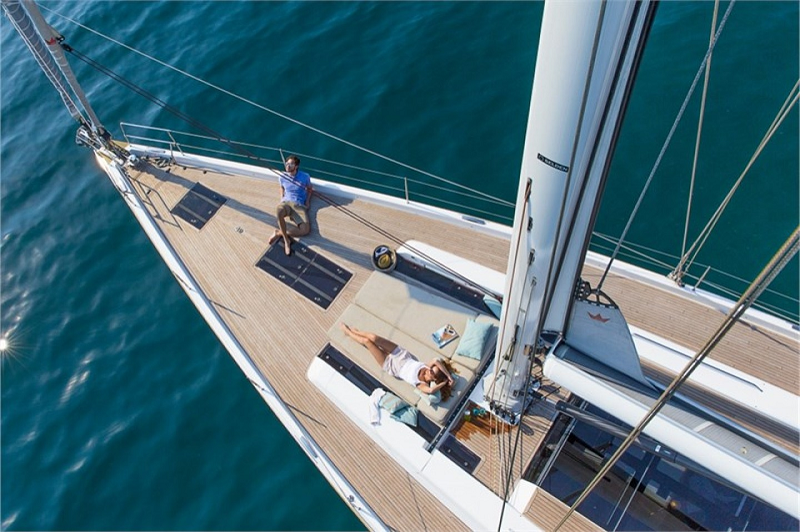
left=340, top=323, right=456, bottom=400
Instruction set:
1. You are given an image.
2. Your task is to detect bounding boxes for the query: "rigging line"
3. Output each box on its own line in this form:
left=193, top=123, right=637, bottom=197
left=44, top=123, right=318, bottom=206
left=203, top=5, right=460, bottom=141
left=554, top=225, right=800, bottom=532
left=679, top=80, right=800, bottom=274
left=592, top=232, right=799, bottom=307
left=65, top=46, right=261, bottom=161
left=596, top=0, right=737, bottom=293
left=1, top=0, right=85, bottom=123
left=39, top=4, right=507, bottom=207
left=680, top=0, right=720, bottom=268
left=592, top=231, right=684, bottom=261
left=64, top=42, right=499, bottom=299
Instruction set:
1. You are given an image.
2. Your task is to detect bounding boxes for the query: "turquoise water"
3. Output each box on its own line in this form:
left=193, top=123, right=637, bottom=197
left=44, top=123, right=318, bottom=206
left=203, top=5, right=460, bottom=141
left=1, top=2, right=797, bottom=530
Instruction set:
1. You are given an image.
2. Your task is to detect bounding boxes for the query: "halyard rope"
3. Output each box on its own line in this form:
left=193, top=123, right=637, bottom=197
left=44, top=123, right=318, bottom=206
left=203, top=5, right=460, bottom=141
left=679, top=0, right=720, bottom=279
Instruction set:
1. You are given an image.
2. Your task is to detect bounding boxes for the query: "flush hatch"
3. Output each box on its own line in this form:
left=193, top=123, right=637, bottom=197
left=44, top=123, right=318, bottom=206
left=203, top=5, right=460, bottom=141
left=256, top=240, right=352, bottom=309
left=171, top=182, right=227, bottom=230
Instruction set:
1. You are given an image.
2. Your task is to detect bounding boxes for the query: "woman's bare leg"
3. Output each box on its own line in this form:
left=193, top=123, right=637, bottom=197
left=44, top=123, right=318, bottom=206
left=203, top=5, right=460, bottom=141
left=345, top=325, right=398, bottom=354
left=340, top=323, right=389, bottom=366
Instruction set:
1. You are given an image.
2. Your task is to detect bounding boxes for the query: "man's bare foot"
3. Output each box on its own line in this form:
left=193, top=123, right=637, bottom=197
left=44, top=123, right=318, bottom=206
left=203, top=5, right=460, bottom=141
left=268, top=229, right=282, bottom=245
left=283, top=237, right=292, bottom=256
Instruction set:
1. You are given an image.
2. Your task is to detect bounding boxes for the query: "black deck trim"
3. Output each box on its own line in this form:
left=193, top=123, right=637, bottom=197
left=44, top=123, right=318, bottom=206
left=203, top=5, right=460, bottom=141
left=257, top=241, right=352, bottom=309
left=171, top=182, right=228, bottom=230
left=394, top=255, right=490, bottom=314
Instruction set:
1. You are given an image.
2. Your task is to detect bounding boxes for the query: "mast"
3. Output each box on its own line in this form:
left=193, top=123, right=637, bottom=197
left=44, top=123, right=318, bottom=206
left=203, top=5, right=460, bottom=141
left=486, top=1, right=657, bottom=422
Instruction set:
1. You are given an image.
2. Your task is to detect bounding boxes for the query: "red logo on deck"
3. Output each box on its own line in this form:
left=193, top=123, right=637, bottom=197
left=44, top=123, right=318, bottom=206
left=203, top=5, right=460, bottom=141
left=588, top=312, right=610, bottom=323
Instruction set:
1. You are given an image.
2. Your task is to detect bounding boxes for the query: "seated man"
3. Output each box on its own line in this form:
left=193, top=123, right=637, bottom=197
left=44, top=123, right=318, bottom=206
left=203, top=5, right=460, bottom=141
left=269, top=155, right=313, bottom=255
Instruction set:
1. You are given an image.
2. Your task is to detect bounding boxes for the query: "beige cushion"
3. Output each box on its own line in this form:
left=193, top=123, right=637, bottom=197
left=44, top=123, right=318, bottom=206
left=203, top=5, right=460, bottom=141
left=328, top=305, right=422, bottom=406
left=326, top=272, right=499, bottom=426
left=355, top=272, right=480, bottom=359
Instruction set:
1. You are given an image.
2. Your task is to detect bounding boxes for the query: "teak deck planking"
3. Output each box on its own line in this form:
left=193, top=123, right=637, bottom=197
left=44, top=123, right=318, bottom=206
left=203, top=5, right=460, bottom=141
left=128, top=160, right=798, bottom=531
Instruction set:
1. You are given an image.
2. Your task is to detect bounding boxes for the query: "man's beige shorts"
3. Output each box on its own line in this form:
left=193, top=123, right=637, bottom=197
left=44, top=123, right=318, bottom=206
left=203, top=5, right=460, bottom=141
left=277, top=201, right=309, bottom=226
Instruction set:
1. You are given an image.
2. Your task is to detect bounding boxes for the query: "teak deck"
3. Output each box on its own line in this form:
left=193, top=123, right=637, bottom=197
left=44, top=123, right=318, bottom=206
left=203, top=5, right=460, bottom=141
left=127, top=159, right=798, bottom=531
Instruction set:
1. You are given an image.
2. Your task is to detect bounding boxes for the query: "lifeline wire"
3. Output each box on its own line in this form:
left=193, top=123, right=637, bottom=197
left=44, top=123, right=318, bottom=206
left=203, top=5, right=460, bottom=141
left=596, top=0, right=736, bottom=292
left=63, top=43, right=500, bottom=300
left=38, top=3, right=513, bottom=209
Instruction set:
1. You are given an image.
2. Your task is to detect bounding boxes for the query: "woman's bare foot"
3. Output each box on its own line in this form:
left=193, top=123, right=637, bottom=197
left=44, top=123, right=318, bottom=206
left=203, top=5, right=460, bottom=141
left=340, top=323, right=365, bottom=344
left=341, top=323, right=373, bottom=344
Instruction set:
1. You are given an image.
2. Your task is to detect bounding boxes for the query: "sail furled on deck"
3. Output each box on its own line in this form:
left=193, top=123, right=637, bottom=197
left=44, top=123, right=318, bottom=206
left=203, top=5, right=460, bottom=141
left=487, top=1, right=657, bottom=421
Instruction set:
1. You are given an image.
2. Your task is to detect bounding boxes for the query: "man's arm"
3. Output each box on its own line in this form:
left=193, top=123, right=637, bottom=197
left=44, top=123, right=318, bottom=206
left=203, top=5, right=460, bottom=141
left=305, top=184, right=314, bottom=209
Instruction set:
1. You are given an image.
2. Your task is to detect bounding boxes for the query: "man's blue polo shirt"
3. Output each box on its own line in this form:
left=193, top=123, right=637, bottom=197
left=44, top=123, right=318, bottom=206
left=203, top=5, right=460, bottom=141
left=280, top=170, right=310, bottom=205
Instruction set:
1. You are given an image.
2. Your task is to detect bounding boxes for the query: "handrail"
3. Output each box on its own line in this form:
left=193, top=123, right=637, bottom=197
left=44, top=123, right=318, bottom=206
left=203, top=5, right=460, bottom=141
left=119, top=122, right=515, bottom=224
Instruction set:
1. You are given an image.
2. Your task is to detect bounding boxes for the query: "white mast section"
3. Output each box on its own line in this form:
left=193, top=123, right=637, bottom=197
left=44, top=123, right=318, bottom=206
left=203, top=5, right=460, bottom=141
left=487, top=1, right=656, bottom=422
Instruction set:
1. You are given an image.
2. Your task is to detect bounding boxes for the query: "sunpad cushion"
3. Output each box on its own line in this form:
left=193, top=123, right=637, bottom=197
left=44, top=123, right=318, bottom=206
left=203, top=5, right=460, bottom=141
left=328, top=306, right=422, bottom=406
left=455, top=319, right=494, bottom=360
left=355, top=273, right=480, bottom=358
left=326, top=272, right=499, bottom=426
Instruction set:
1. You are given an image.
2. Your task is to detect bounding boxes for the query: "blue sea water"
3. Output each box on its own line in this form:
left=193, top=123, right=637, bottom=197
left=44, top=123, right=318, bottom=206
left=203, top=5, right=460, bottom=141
left=1, top=2, right=797, bottom=530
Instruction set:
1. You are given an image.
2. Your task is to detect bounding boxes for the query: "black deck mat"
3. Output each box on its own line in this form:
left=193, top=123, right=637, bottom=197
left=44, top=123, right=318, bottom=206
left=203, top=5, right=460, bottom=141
left=171, top=182, right=227, bottom=230
left=257, top=240, right=352, bottom=309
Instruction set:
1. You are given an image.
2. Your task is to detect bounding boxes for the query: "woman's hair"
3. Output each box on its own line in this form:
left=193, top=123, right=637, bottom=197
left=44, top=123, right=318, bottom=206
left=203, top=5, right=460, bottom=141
left=432, top=359, right=457, bottom=401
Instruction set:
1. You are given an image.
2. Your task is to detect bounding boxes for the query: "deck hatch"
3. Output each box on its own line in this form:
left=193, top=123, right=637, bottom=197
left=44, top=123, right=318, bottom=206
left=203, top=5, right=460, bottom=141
left=395, top=256, right=488, bottom=313
left=171, top=182, right=227, bottom=230
left=439, top=434, right=481, bottom=473
left=257, top=241, right=352, bottom=309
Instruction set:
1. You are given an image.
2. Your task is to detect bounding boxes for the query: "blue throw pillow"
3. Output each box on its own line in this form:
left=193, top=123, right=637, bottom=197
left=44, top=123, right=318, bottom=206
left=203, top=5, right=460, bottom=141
left=415, top=388, right=441, bottom=406
left=455, top=319, right=493, bottom=360
left=390, top=405, right=418, bottom=427
left=379, top=392, right=408, bottom=414
left=483, top=295, right=503, bottom=319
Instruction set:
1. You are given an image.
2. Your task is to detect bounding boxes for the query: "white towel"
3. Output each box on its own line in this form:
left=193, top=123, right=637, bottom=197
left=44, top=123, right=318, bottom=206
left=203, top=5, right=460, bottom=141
left=369, top=388, right=386, bottom=425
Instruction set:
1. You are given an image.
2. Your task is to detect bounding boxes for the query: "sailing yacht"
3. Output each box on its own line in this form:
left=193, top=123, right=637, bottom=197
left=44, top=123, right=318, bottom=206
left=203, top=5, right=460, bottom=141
left=4, top=0, right=798, bottom=530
